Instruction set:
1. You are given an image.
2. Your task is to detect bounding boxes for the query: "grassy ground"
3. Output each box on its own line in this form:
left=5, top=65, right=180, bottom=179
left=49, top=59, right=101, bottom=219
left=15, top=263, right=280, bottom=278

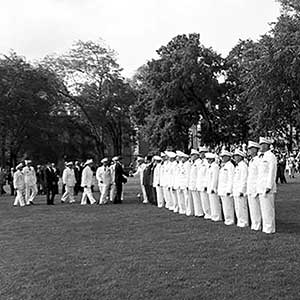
left=0, top=177, right=300, bottom=300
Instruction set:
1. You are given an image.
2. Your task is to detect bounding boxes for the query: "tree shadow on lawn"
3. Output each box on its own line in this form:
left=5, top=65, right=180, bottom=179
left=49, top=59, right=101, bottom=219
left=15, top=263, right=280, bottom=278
left=276, top=220, right=300, bottom=235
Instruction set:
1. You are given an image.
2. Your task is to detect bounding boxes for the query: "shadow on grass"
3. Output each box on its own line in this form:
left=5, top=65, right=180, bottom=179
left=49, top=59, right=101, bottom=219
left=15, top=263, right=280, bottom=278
left=276, top=220, right=300, bottom=235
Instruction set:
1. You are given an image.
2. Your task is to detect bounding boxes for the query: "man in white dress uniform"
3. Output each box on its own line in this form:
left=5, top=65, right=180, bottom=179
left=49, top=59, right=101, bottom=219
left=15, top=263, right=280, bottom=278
left=133, top=156, right=148, bottom=203
left=23, top=160, right=38, bottom=205
left=61, top=162, right=76, bottom=203
left=189, top=149, right=204, bottom=217
left=80, top=159, right=96, bottom=205
left=96, top=158, right=112, bottom=205
left=13, top=163, right=25, bottom=207
left=153, top=156, right=164, bottom=208
left=257, top=137, right=277, bottom=234
left=196, top=147, right=211, bottom=219
left=176, top=151, right=189, bottom=215
left=218, top=150, right=235, bottom=225
left=205, top=153, right=222, bottom=221
left=232, top=149, right=249, bottom=227
left=247, top=141, right=262, bottom=231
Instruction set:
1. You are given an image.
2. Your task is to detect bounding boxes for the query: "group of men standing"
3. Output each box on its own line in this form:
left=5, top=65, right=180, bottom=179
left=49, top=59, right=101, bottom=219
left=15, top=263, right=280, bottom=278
left=135, top=137, right=277, bottom=234
left=12, top=156, right=128, bottom=206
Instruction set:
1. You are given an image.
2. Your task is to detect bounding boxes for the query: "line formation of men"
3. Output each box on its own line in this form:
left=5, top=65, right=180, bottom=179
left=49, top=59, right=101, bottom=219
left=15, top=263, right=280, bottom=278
left=134, top=137, right=277, bottom=234
left=12, top=156, right=128, bottom=207
left=11, top=136, right=277, bottom=234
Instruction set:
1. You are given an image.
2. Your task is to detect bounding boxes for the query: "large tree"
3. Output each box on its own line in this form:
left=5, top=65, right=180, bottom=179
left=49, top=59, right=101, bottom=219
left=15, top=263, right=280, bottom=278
left=132, top=33, right=224, bottom=152
left=43, top=40, right=136, bottom=157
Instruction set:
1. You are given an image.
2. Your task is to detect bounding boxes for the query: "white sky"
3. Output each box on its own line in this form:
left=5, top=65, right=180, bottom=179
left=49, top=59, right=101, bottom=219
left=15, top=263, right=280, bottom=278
left=1, top=0, right=280, bottom=77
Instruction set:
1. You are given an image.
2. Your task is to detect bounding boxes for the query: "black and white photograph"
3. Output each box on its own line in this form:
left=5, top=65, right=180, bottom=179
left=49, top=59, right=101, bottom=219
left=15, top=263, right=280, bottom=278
left=1, top=0, right=300, bottom=299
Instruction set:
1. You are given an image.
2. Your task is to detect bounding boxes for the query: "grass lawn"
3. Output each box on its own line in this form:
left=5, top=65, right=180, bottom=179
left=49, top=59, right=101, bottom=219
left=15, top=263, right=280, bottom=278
left=0, top=176, right=300, bottom=300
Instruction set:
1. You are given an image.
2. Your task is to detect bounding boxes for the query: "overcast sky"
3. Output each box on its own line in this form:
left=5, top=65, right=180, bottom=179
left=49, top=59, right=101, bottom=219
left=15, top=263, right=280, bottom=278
left=1, top=0, right=280, bottom=77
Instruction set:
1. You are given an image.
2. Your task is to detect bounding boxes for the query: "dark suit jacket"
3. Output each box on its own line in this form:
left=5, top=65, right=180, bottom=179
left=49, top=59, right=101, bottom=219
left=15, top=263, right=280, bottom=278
left=44, top=167, right=59, bottom=193
left=114, top=162, right=128, bottom=185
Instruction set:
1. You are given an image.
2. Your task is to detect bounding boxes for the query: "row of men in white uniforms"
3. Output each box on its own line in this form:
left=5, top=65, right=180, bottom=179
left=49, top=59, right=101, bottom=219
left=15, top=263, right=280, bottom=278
left=147, top=137, right=277, bottom=234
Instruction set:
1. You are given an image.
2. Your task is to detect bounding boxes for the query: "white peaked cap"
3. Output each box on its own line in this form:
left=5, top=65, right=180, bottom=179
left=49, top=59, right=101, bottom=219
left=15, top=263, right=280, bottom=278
left=165, top=151, right=177, bottom=158
left=205, top=153, right=216, bottom=159
left=248, top=141, right=260, bottom=149
left=101, top=158, right=108, bottom=163
left=112, top=156, right=120, bottom=161
left=66, top=161, right=73, bottom=166
left=233, top=149, right=246, bottom=157
left=16, top=163, right=23, bottom=169
left=199, top=146, right=209, bottom=152
left=25, top=160, right=32, bottom=164
left=191, top=149, right=200, bottom=155
left=137, top=156, right=144, bottom=161
left=153, top=155, right=162, bottom=161
left=259, top=137, right=273, bottom=145
left=160, top=152, right=167, bottom=157
left=220, top=150, right=232, bottom=157
left=176, top=150, right=189, bottom=158
left=84, top=159, right=93, bottom=166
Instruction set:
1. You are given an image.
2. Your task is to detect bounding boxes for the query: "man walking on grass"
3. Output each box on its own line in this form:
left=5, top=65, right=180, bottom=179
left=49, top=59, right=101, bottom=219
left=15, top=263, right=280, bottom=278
left=23, top=160, right=38, bottom=205
left=81, top=159, right=96, bottom=205
left=13, top=163, right=25, bottom=207
left=61, top=162, right=76, bottom=204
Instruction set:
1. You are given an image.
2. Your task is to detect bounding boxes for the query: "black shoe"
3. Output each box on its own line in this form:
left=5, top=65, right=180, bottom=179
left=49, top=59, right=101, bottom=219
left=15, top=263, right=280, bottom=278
left=29, top=201, right=34, bottom=205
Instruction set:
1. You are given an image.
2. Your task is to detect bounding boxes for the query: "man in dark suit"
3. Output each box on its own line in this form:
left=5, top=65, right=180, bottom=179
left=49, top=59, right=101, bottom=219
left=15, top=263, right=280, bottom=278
left=111, top=156, right=128, bottom=204
left=74, top=161, right=82, bottom=196
left=44, top=162, right=58, bottom=205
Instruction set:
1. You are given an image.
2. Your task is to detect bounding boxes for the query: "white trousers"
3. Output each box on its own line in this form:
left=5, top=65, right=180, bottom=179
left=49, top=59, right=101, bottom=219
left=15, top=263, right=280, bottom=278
left=110, top=184, right=116, bottom=202
left=248, top=194, right=262, bottom=230
left=99, top=184, right=110, bottom=204
left=165, top=188, right=173, bottom=210
left=141, top=184, right=148, bottom=203
left=200, top=191, right=211, bottom=219
left=209, top=193, right=222, bottom=221
left=163, top=187, right=170, bottom=208
left=81, top=187, right=96, bottom=205
left=25, top=184, right=37, bottom=204
left=156, top=186, right=164, bottom=208
left=61, top=185, right=75, bottom=203
left=220, top=195, right=235, bottom=225
left=259, top=193, right=276, bottom=234
left=177, top=189, right=186, bottom=214
left=14, top=189, right=25, bottom=207
left=191, top=190, right=204, bottom=217
left=185, top=190, right=194, bottom=216
left=171, top=189, right=179, bottom=213
left=234, top=195, right=249, bottom=227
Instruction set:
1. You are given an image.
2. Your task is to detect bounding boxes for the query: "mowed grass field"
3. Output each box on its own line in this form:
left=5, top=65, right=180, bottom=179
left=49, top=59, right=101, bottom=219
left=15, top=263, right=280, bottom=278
left=0, top=177, right=300, bottom=300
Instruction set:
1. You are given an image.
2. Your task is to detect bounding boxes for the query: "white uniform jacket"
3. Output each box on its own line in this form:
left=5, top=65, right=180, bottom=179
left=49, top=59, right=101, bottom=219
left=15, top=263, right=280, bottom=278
left=81, top=165, right=94, bottom=188
left=13, top=170, right=25, bottom=190
left=206, top=162, right=219, bottom=194
left=23, top=166, right=37, bottom=186
left=62, top=167, right=76, bottom=187
left=167, top=161, right=177, bottom=189
left=172, top=161, right=181, bottom=190
left=196, top=159, right=208, bottom=192
left=247, top=156, right=259, bottom=195
left=218, top=161, right=234, bottom=196
left=133, top=163, right=146, bottom=184
left=96, top=166, right=112, bottom=185
left=257, top=150, right=277, bottom=194
left=233, top=160, right=248, bottom=196
left=189, top=159, right=199, bottom=191
left=153, top=163, right=161, bottom=187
